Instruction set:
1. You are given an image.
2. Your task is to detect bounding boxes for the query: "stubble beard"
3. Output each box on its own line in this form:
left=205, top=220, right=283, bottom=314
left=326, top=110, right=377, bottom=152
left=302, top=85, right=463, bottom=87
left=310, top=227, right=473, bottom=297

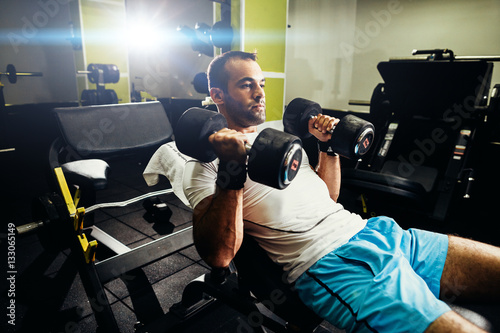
left=226, top=98, right=266, bottom=128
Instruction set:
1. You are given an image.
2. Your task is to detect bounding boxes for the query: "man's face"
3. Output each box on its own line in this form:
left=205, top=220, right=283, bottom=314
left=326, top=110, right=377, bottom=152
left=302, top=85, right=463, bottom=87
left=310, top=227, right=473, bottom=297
left=222, top=58, right=266, bottom=128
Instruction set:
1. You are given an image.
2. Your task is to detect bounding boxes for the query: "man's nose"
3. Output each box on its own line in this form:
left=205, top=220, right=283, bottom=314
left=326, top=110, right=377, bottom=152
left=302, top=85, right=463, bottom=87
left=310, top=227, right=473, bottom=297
left=254, top=85, right=265, bottom=100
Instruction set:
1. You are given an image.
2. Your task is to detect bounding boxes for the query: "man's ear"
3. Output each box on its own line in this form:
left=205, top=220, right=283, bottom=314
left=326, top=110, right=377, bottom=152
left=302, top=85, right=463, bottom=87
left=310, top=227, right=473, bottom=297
left=210, top=87, right=224, bottom=105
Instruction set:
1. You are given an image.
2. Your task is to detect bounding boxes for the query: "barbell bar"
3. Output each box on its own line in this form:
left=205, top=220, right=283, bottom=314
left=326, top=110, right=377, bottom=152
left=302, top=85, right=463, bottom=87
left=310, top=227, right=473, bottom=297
left=0, top=64, right=43, bottom=84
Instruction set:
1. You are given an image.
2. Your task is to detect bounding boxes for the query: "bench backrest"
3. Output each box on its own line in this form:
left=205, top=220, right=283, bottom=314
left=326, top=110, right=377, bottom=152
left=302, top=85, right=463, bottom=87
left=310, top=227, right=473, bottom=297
left=53, top=101, right=173, bottom=159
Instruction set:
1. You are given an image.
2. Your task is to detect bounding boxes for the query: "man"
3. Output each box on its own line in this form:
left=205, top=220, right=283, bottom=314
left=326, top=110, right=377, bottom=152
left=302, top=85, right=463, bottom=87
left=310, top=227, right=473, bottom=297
left=182, top=51, right=500, bottom=332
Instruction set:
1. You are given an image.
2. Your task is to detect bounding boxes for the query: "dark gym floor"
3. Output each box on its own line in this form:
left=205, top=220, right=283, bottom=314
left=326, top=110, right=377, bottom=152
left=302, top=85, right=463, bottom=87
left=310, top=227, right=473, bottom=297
left=1, top=155, right=340, bottom=333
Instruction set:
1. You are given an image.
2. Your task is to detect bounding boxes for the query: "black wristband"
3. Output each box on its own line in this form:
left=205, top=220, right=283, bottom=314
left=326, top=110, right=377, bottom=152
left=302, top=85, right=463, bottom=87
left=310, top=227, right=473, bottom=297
left=317, top=140, right=338, bottom=156
left=216, top=160, right=247, bottom=190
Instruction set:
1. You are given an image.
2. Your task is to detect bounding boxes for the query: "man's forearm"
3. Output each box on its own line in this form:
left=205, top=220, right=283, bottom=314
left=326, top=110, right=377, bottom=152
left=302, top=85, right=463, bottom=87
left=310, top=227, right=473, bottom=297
left=193, top=188, right=244, bottom=268
left=316, top=152, right=341, bottom=201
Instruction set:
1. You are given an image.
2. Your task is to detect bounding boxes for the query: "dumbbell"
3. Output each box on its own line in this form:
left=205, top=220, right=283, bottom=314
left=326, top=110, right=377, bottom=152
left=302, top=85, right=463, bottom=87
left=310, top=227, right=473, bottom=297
left=81, top=89, right=118, bottom=106
left=174, top=107, right=303, bottom=189
left=76, top=63, right=120, bottom=85
left=283, top=98, right=375, bottom=159
left=143, top=197, right=173, bottom=223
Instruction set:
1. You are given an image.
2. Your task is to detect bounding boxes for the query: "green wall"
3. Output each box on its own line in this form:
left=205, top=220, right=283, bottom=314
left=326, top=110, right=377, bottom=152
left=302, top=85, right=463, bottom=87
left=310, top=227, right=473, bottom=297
left=231, top=0, right=288, bottom=122
left=70, top=0, right=130, bottom=104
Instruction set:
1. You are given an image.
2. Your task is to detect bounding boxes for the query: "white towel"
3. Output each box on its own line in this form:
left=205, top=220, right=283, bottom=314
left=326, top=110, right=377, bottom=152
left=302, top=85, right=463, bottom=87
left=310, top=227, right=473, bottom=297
left=143, top=141, right=191, bottom=207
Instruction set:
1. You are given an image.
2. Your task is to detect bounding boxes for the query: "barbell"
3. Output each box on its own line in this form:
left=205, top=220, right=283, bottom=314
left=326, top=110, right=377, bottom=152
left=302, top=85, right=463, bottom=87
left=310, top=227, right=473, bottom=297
left=0, top=64, right=43, bottom=84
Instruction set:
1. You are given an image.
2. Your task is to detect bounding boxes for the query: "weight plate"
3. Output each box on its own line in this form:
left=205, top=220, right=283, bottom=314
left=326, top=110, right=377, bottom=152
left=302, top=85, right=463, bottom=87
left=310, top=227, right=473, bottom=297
left=210, top=20, right=234, bottom=49
left=33, top=193, right=73, bottom=252
left=6, top=64, right=17, bottom=84
left=331, top=114, right=375, bottom=159
left=81, top=89, right=98, bottom=106
left=283, top=98, right=322, bottom=139
left=87, top=64, right=100, bottom=84
left=102, top=89, right=118, bottom=104
left=174, top=107, right=227, bottom=162
left=102, top=64, right=120, bottom=84
left=192, top=72, right=209, bottom=95
left=248, top=128, right=302, bottom=189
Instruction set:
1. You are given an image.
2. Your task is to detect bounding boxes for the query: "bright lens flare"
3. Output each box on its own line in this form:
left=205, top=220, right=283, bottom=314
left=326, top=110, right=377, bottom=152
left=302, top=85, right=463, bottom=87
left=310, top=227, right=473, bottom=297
left=126, top=20, right=164, bottom=53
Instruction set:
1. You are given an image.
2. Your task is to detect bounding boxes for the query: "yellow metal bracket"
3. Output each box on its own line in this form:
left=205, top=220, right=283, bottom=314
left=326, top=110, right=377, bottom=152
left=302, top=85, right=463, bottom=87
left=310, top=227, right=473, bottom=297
left=53, top=167, right=97, bottom=263
left=54, top=167, right=76, bottom=216
left=361, top=194, right=368, bottom=214
left=73, top=207, right=86, bottom=232
left=73, top=187, right=81, bottom=208
left=78, top=233, right=98, bottom=264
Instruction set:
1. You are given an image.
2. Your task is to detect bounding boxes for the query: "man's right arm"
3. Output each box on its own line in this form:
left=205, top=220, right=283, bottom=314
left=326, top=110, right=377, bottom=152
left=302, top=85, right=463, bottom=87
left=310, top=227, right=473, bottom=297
left=192, top=188, right=244, bottom=268
left=191, top=129, right=248, bottom=268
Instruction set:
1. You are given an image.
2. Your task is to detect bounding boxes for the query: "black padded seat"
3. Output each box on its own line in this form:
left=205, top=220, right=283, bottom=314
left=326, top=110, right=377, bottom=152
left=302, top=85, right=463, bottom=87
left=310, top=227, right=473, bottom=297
left=342, top=168, right=428, bottom=202
left=61, top=159, right=109, bottom=190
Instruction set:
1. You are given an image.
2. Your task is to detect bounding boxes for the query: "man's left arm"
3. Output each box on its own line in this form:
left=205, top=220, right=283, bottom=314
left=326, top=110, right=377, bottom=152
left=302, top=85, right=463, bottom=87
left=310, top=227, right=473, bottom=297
left=308, top=114, right=341, bottom=201
left=316, top=151, right=341, bottom=201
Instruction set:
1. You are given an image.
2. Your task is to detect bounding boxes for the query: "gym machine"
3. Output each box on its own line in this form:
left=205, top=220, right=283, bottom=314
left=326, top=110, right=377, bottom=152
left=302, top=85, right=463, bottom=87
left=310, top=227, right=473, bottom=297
left=340, top=48, right=500, bottom=223
left=77, top=63, right=120, bottom=106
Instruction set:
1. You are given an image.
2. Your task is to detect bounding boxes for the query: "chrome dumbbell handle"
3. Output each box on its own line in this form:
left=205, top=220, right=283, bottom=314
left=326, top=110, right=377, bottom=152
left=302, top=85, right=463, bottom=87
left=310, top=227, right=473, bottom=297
left=308, top=114, right=335, bottom=134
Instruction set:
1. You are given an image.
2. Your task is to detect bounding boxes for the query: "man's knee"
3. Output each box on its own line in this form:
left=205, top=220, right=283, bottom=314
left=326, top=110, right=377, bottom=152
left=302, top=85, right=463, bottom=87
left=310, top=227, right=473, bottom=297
left=441, top=236, right=500, bottom=301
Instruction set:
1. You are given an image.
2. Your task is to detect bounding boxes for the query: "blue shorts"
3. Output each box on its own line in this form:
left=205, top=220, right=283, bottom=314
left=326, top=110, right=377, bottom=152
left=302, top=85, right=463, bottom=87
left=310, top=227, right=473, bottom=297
left=295, top=216, right=451, bottom=333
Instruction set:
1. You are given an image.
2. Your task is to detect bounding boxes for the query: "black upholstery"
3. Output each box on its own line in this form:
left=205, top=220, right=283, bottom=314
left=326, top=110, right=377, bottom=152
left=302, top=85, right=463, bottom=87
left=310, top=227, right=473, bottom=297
left=233, top=235, right=323, bottom=332
left=53, top=101, right=173, bottom=157
left=48, top=101, right=174, bottom=214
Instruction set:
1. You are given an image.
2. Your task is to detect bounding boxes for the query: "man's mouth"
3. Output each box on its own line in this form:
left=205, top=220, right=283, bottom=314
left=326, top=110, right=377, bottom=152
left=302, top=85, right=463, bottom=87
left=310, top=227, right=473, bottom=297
left=252, top=103, right=265, bottom=110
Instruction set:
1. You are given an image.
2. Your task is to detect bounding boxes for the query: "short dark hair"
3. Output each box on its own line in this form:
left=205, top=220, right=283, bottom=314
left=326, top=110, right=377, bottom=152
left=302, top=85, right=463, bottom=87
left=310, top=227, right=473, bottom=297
left=207, top=51, right=258, bottom=92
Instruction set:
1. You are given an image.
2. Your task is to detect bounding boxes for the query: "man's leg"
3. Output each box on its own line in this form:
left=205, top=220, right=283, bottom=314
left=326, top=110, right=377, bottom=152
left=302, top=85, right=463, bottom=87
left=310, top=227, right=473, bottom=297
left=425, top=311, right=487, bottom=333
left=440, top=235, right=500, bottom=302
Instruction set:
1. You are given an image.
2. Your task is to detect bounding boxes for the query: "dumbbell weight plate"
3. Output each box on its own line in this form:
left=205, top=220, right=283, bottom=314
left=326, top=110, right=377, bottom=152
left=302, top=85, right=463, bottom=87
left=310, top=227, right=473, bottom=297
left=86, top=64, right=120, bottom=84
left=175, top=107, right=228, bottom=162
left=81, top=89, right=99, bottom=106
left=101, top=89, right=118, bottom=104
left=102, top=64, right=120, bottom=84
left=248, top=128, right=302, bottom=189
left=283, top=98, right=322, bottom=139
left=330, top=114, right=374, bottom=159
left=6, top=64, right=17, bottom=84
left=192, top=72, right=209, bottom=95
left=32, top=193, right=73, bottom=251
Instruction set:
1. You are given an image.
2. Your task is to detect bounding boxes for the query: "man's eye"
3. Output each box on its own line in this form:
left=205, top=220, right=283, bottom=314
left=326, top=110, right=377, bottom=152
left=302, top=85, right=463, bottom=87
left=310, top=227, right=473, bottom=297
left=241, top=83, right=252, bottom=89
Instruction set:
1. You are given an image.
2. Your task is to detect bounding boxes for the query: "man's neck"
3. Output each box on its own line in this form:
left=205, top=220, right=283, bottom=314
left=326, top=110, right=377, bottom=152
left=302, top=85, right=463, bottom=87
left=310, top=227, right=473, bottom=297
left=218, top=107, right=258, bottom=134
